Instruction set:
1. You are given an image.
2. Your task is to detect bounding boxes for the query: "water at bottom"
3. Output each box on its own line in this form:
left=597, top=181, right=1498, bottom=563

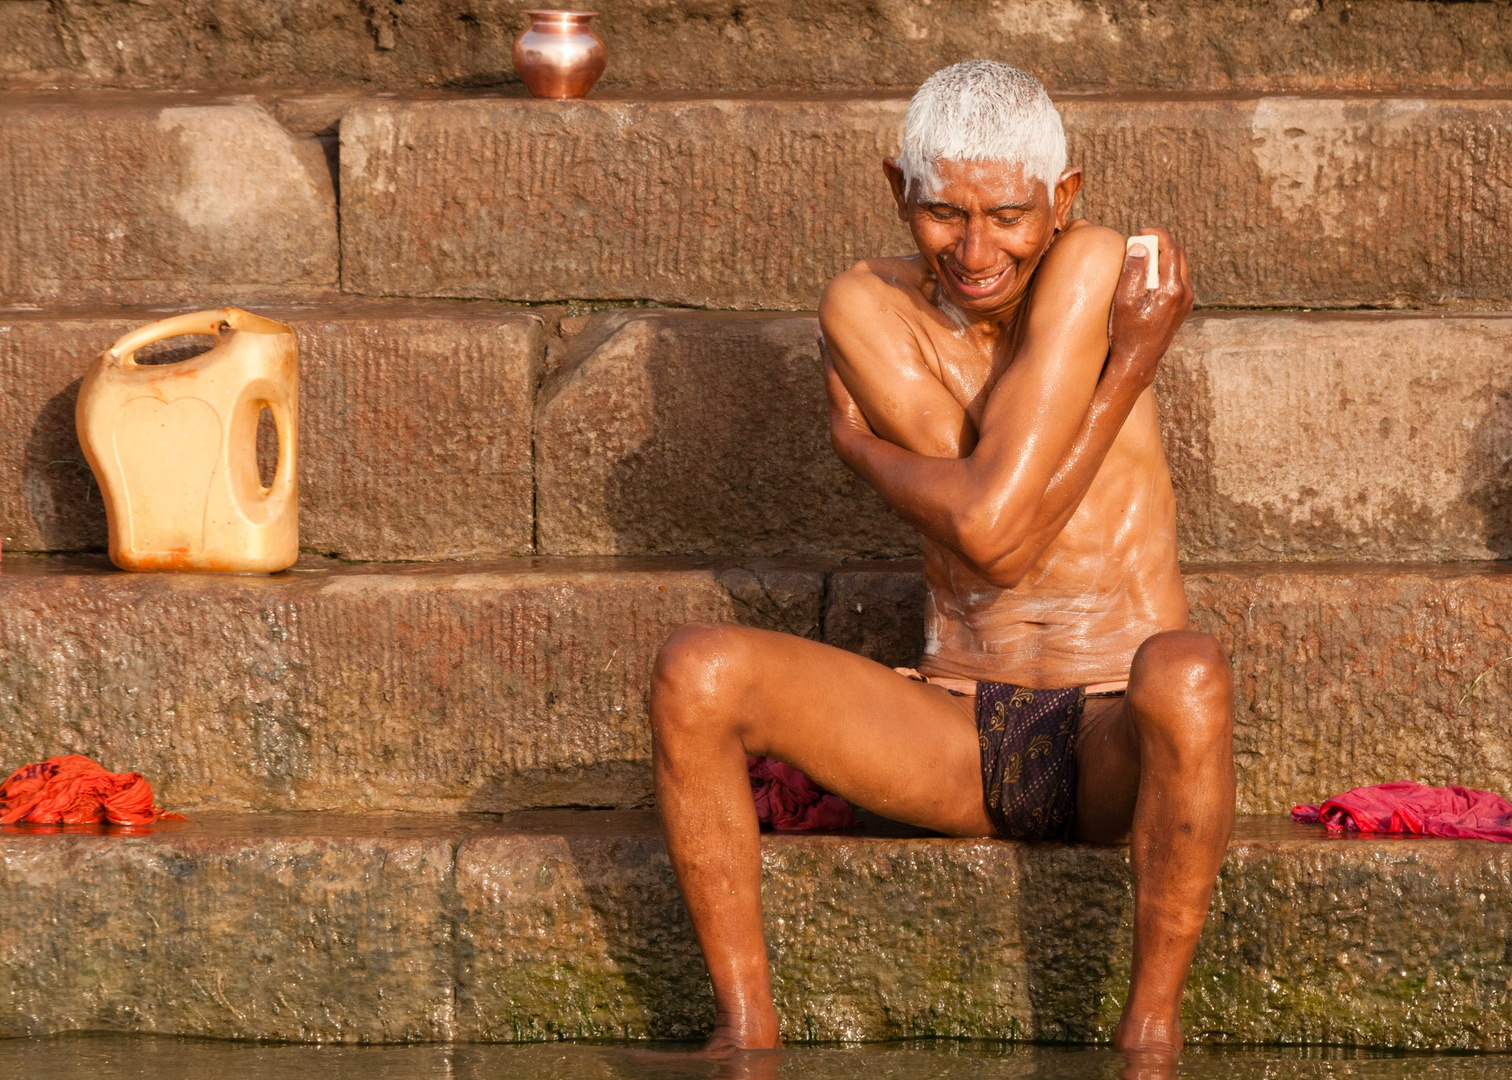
left=2, top=1034, right=1509, bottom=1080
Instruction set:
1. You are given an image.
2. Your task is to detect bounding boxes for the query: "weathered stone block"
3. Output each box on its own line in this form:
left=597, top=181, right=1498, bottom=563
left=1187, top=563, right=1512, bottom=814
left=0, top=816, right=465, bottom=1041
left=0, top=557, right=822, bottom=814
left=0, top=303, right=543, bottom=560
left=0, top=94, right=338, bottom=305
left=1161, top=312, right=1512, bottom=561
left=454, top=817, right=1028, bottom=1043
left=9, top=813, right=1498, bottom=1047
left=340, top=96, right=1512, bottom=310
left=823, top=562, right=927, bottom=670
left=535, top=311, right=916, bottom=558
left=1070, top=96, right=1512, bottom=310
left=1188, top=834, right=1512, bottom=1048
left=455, top=826, right=712, bottom=1040
left=8, top=1, right=1512, bottom=95
left=532, top=310, right=1512, bottom=561
left=339, top=97, right=909, bottom=311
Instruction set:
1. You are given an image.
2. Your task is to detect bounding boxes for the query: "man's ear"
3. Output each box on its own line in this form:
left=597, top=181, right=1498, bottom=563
left=882, top=158, right=911, bottom=222
left=1052, top=168, right=1084, bottom=229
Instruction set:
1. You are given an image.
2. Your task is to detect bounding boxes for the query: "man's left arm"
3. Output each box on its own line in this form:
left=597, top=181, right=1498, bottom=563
left=825, top=228, right=1192, bottom=588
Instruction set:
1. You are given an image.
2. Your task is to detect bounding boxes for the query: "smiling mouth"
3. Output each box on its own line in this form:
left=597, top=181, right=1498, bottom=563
left=939, top=261, right=1009, bottom=297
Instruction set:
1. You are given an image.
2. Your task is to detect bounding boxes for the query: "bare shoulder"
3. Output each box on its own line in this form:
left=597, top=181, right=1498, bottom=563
left=1020, top=223, right=1125, bottom=335
left=820, top=257, right=927, bottom=324
left=1039, top=222, right=1127, bottom=283
left=818, top=256, right=969, bottom=456
left=818, top=257, right=929, bottom=369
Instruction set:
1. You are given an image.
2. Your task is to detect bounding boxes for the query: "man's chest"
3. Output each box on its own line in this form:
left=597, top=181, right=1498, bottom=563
left=918, top=333, right=1011, bottom=433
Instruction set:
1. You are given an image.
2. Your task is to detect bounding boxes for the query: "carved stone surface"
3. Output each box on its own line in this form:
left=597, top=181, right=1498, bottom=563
left=1185, top=562, right=1512, bottom=814
left=0, top=816, right=465, bottom=1042
left=339, top=96, right=910, bottom=311
left=1069, top=96, right=1512, bottom=311
left=0, top=94, right=338, bottom=305
left=2, top=812, right=1508, bottom=1048
left=533, top=310, right=1512, bottom=561
left=0, top=303, right=543, bottom=561
left=1160, top=312, right=1512, bottom=561
left=822, top=561, right=928, bottom=671
left=7, top=0, right=1512, bottom=95
left=534, top=311, right=915, bottom=558
left=0, top=556, right=822, bottom=814
left=0, top=558, right=1507, bottom=816
left=340, top=96, right=1512, bottom=310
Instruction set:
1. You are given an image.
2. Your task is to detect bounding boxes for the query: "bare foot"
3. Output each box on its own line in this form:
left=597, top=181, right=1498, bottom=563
left=1116, top=1048, right=1180, bottom=1080
left=1113, top=1008, right=1183, bottom=1057
left=623, top=1008, right=782, bottom=1073
left=624, top=1041, right=782, bottom=1080
left=704, top=1007, right=782, bottom=1054
left=710, top=1049, right=783, bottom=1080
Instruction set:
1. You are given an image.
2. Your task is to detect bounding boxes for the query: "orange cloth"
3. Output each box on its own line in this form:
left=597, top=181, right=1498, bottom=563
left=0, top=754, right=184, bottom=825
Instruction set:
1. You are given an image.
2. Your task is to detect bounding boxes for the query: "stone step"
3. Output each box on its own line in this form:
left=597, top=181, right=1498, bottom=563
left=340, top=93, right=1512, bottom=311
left=0, top=92, right=339, bottom=307
left=6, top=0, right=1512, bottom=96
left=11, top=90, right=1512, bottom=312
left=539, top=309, right=1512, bottom=562
left=0, top=556, right=1507, bottom=818
left=1, top=810, right=1507, bottom=1049
left=0, top=302, right=544, bottom=562
left=7, top=308, right=1508, bottom=563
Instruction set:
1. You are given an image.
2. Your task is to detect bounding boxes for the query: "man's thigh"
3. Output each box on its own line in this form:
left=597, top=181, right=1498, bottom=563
left=1071, top=628, right=1234, bottom=843
left=1072, top=693, right=1140, bottom=843
left=682, top=624, right=992, bottom=838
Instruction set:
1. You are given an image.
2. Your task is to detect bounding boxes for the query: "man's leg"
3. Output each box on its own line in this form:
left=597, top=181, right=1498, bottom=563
left=1073, top=630, right=1236, bottom=1055
left=651, top=622, right=992, bottom=1053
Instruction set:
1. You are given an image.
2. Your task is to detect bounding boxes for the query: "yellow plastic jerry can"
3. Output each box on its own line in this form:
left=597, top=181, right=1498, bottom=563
left=76, top=308, right=298, bottom=573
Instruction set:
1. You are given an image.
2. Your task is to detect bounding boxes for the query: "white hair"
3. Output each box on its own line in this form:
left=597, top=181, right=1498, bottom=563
left=899, top=60, right=1068, bottom=201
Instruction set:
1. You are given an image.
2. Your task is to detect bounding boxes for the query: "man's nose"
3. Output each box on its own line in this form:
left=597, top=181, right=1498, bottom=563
left=955, top=219, right=997, bottom=271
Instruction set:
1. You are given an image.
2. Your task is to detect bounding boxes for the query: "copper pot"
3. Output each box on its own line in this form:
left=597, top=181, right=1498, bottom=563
left=512, top=10, right=607, bottom=99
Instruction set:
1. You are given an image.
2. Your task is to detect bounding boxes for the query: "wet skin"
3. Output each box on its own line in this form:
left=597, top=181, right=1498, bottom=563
left=651, top=157, right=1234, bottom=1061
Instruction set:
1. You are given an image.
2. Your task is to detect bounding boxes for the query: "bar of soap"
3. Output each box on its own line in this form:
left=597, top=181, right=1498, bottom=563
left=1126, top=234, right=1160, bottom=290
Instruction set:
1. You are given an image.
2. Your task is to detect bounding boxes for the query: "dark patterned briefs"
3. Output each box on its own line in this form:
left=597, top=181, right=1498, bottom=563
left=975, top=682, right=1085, bottom=841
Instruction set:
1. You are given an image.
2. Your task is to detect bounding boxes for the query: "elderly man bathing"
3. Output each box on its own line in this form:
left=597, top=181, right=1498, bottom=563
left=650, top=61, right=1233, bottom=1058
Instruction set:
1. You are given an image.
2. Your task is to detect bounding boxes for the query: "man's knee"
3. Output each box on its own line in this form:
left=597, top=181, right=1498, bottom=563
left=650, top=622, right=758, bottom=742
left=1127, top=630, right=1234, bottom=753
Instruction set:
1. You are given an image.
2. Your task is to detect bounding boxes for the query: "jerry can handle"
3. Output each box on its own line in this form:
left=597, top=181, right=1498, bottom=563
left=104, top=309, right=232, bottom=368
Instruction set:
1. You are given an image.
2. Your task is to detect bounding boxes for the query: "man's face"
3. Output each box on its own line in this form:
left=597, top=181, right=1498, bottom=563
left=884, top=157, right=1082, bottom=318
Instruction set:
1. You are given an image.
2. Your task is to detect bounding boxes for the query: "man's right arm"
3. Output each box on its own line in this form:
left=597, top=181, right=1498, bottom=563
left=818, top=263, right=977, bottom=461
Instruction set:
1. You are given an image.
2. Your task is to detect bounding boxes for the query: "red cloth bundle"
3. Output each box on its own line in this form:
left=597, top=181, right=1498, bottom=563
left=0, top=754, right=184, bottom=826
left=1292, top=781, right=1512, bottom=843
left=747, top=755, right=856, bottom=832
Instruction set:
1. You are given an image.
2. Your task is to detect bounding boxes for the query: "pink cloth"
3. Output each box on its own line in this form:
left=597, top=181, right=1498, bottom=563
left=747, top=756, right=857, bottom=832
left=1292, top=782, right=1512, bottom=843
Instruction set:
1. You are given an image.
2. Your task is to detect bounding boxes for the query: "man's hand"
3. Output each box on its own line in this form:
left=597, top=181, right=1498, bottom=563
left=1106, top=226, right=1193, bottom=394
